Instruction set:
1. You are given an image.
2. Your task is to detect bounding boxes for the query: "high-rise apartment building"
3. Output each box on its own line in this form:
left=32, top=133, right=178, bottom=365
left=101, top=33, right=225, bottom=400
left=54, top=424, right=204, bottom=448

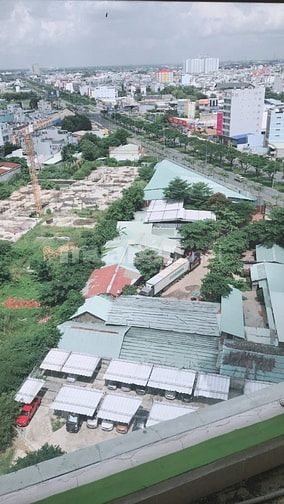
left=265, top=106, right=284, bottom=158
left=156, top=69, right=174, bottom=84
left=222, top=85, right=265, bottom=137
left=184, top=57, right=219, bottom=74
left=32, top=64, right=40, bottom=75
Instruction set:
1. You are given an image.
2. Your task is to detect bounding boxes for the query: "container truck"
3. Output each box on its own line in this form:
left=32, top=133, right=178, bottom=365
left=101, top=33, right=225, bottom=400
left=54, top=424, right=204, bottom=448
left=140, top=253, right=200, bottom=297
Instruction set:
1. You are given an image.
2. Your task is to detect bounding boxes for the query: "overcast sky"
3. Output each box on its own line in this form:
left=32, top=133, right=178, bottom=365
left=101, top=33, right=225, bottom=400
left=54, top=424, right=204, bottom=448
left=1, top=1, right=284, bottom=69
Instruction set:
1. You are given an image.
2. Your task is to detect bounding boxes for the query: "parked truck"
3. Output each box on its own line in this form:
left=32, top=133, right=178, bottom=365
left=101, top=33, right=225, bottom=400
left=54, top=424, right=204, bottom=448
left=140, top=252, right=201, bottom=297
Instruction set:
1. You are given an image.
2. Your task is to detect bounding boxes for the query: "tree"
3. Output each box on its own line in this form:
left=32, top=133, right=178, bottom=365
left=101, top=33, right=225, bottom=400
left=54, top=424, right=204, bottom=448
left=180, top=221, right=219, bottom=253
left=121, top=284, right=137, bottom=295
left=186, top=182, right=213, bottom=208
left=134, top=249, right=164, bottom=281
left=208, top=254, right=243, bottom=277
left=207, top=192, right=231, bottom=211
left=10, top=444, right=65, bottom=472
left=138, top=164, right=155, bottom=182
left=201, top=272, right=232, bottom=302
left=61, top=114, right=92, bottom=132
left=61, top=144, right=77, bottom=161
left=0, top=392, right=19, bottom=452
left=3, top=142, right=18, bottom=156
left=164, top=177, right=191, bottom=201
left=29, top=96, right=39, bottom=109
left=79, top=139, right=97, bottom=161
left=214, top=230, right=248, bottom=256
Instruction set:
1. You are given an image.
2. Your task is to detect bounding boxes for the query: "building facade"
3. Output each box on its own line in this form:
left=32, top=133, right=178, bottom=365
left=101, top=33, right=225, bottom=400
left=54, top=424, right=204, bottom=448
left=184, top=57, right=219, bottom=75
left=222, top=86, right=265, bottom=137
left=156, top=69, right=174, bottom=84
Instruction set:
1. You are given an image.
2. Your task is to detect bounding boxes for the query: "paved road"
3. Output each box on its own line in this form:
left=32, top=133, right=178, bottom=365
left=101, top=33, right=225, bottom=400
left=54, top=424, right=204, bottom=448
left=86, top=110, right=284, bottom=208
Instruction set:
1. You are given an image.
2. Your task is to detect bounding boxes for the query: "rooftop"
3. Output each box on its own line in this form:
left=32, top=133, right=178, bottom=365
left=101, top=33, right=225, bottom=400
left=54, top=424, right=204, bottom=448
left=70, top=295, right=113, bottom=322
left=144, top=199, right=216, bottom=224
left=119, top=327, right=219, bottom=373
left=107, top=296, right=220, bottom=336
left=221, top=287, right=245, bottom=339
left=143, top=159, right=254, bottom=202
left=58, top=321, right=127, bottom=359
left=255, top=244, right=284, bottom=264
left=50, top=385, right=103, bottom=417
left=83, top=265, right=140, bottom=298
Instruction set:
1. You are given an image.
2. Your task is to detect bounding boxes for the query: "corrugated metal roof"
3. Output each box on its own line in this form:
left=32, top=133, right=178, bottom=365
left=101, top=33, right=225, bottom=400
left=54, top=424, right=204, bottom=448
left=220, top=343, right=284, bottom=383
left=104, top=360, right=153, bottom=386
left=144, top=199, right=216, bottom=224
left=58, top=321, right=127, bottom=359
left=83, top=265, right=140, bottom=298
left=244, top=380, right=273, bottom=395
left=97, top=394, right=142, bottom=424
left=70, top=296, right=113, bottom=322
left=50, top=385, right=103, bottom=416
left=15, top=378, right=45, bottom=403
left=147, top=365, right=196, bottom=394
left=119, top=327, right=219, bottom=373
left=245, top=326, right=273, bottom=346
left=40, top=349, right=70, bottom=372
left=147, top=401, right=198, bottom=427
left=107, top=296, right=220, bottom=336
left=221, top=287, right=245, bottom=339
left=256, top=244, right=284, bottom=264
left=61, top=353, right=101, bottom=377
left=250, top=263, right=284, bottom=344
left=194, top=372, right=230, bottom=400
left=143, top=159, right=254, bottom=201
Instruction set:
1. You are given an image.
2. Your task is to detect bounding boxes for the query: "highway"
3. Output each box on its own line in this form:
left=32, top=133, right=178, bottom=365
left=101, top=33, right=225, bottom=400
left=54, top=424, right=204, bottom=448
left=85, top=108, right=284, bottom=208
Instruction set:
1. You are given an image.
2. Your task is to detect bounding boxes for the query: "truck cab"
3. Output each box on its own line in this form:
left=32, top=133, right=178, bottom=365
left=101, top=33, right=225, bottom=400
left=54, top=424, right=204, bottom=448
left=140, top=284, right=153, bottom=296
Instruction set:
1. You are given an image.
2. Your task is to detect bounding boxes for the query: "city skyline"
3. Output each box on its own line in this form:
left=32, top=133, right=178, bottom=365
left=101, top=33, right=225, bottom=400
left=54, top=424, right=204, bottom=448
left=0, top=1, right=284, bottom=68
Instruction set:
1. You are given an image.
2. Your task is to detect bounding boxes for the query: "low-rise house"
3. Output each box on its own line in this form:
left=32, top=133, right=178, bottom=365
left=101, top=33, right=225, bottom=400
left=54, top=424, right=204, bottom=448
left=0, top=161, right=21, bottom=183
left=109, top=143, right=144, bottom=162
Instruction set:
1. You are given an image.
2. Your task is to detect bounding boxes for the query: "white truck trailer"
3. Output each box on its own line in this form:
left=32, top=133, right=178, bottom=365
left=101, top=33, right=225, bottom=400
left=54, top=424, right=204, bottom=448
left=140, top=253, right=200, bottom=297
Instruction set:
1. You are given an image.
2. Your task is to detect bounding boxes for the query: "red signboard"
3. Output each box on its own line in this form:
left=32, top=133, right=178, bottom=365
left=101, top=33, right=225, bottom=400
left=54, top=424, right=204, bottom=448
left=216, top=112, right=224, bottom=136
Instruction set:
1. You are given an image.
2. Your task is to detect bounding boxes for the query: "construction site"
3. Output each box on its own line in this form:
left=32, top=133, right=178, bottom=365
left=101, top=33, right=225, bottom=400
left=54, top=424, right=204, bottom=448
left=0, top=164, right=138, bottom=241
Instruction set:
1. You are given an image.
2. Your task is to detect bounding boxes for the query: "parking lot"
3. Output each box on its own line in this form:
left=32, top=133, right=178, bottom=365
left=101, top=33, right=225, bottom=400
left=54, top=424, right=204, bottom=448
left=13, top=369, right=209, bottom=462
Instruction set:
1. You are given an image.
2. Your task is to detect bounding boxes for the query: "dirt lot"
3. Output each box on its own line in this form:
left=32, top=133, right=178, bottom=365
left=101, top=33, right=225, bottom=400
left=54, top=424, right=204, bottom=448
left=242, top=289, right=267, bottom=328
left=162, top=252, right=213, bottom=300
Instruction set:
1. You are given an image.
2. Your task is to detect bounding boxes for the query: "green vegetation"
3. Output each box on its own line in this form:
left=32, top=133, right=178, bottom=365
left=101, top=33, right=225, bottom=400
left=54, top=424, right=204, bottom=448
left=59, top=90, right=96, bottom=107
left=36, top=415, right=284, bottom=504
left=110, top=112, right=284, bottom=191
left=121, top=284, right=138, bottom=295
left=10, top=444, right=65, bottom=472
left=0, top=448, right=14, bottom=475
left=164, top=178, right=213, bottom=208
left=0, top=393, right=19, bottom=452
left=134, top=249, right=164, bottom=281
left=0, top=91, right=39, bottom=102
left=61, top=114, right=92, bottom=132
left=159, top=85, right=207, bottom=100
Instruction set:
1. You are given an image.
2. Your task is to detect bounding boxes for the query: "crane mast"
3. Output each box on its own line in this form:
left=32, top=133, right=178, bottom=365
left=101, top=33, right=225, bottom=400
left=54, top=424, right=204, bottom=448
left=23, top=132, right=43, bottom=216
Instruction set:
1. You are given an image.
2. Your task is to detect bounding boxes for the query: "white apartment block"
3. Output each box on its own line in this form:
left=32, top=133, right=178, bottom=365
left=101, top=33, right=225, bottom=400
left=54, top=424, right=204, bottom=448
left=0, top=123, right=13, bottom=147
left=222, top=86, right=265, bottom=137
left=91, top=86, right=117, bottom=100
left=184, top=57, right=219, bottom=75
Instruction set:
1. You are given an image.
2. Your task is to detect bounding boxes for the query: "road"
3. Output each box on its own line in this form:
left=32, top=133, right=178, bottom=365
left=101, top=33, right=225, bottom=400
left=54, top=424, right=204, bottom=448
left=85, top=109, right=284, bottom=208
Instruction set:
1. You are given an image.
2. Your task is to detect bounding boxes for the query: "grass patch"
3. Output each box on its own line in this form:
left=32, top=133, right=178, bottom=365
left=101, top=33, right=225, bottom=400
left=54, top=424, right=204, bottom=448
left=0, top=448, right=14, bottom=475
left=51, top=417, right=66, bottom=432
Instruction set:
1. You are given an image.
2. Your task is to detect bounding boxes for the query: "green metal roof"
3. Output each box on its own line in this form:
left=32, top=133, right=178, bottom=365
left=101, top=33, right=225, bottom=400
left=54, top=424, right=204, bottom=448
left=256, top=244, right=284, bottom=264
left=107, top=296, right=220, bottom=336
left=251, top=263, right=284, bottom=344
left=58, top=321, right=127, bottom=359
left=70, top=296, right=113, bottom=322
left=221, top=287, right=245, bottom=339
left=143, top=159, right=254, bottom=202
left=119, top=327, right=219, bottom=373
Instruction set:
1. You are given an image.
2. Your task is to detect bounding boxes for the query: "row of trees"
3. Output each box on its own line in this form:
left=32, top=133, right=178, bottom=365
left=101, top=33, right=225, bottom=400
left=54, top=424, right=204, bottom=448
left=178, top=191, right=284, bottom=301
left=109, top=112, right=284, bottom=188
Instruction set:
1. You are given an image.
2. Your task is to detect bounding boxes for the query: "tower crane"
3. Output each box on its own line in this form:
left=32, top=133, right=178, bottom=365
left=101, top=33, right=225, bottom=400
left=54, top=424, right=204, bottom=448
left=13, top=115, right=59, bottom=216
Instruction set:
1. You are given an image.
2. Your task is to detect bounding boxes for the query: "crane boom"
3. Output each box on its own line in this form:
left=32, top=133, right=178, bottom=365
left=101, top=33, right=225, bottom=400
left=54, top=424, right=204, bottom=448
left=13, top=115, right=58, bottom=216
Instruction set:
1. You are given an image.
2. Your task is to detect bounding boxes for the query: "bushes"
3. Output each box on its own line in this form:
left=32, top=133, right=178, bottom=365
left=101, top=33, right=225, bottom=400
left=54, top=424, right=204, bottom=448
left=134, top=249, right=164, bottom=281
left=10, top=444, right=65, bottom=473
left=0, top=393, right=19, bottom=452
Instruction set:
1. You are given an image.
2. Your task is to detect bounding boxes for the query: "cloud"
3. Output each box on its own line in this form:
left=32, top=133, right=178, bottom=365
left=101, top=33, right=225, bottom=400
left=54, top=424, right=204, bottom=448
left=0, top=1, right=283, bottom=67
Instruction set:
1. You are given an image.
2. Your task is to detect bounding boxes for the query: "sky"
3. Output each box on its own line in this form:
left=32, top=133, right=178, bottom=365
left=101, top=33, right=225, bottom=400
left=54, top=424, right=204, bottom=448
left=0, top=1, right=284, bottom=69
